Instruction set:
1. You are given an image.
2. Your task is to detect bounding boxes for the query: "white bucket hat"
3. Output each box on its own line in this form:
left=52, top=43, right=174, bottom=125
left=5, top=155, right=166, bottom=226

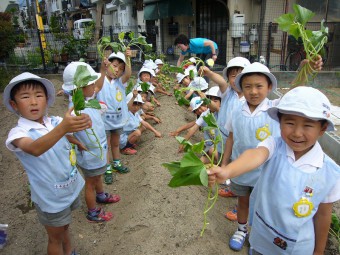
left=267, top=86, right=335, bottom=131
left=136, top=83, right=155, bottom=95
left=3, top=72, right=55, bottom=113
left=235, top=62, right=277, bottom=92
left=108, top=52, right=126, bottom=64
left=155, top=59, right=163, bottom=65
left=190, top=96, right=204, bottom=112
left=222, top=57, right=250, bottom=80
left=138, top=67, right=155, bottom=78
left=62, top=62, right=101, bottom=91
left=191, top=77, right=208, bottom=91
left=143, top=59, right=157, bottom=70
left=176, top=73, right=188, bottom=83
left=205, top=86, right=221, bottom=98
left=126, top=93, right=144, bottom=104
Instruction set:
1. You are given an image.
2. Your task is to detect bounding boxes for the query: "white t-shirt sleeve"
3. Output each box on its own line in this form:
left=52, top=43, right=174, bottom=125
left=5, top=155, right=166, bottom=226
left=224, top=110, right=233, bottom=133
left=322, top=179, right=340, bottom=203
left=257, top=136, right=276, bottom=161
left=6, top=127, right=29, bottom=152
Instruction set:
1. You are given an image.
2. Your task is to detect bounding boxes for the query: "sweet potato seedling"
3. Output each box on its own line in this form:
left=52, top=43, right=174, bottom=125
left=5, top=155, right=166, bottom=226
left=275, top=4, right=328, bottom=87
left=72, top=65, right=103, bottom=159
left=162, top=113, right=223, bottom=236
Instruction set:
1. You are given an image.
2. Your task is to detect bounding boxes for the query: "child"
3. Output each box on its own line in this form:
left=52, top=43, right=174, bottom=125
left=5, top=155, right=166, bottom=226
left=190, top=76, right=209, bottom=93
left=175, top=73, right=197, bottom=101
left=200, top=57, right=250, bottom=200
left=154, top=59, right=164, bottom=74
left=183, top=57, right=198, bottom=78
left=96, top=50, right=132, bottom=176
left=62, top=61, right=120, bottom=222
left=221, top=62, right=281, bottom=252
left=178, top=87, right=221, bottom=165
left=208, top=86, right=340, bottom=255
left=4, top=72, right=91, bottom=254
left=120, top=91, right=162, bottom=155
left=136, top=67, right=161, bottom=107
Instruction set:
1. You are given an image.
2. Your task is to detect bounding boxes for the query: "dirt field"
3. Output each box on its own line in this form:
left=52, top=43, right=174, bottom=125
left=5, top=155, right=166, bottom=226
left=0, top=76, right=339, bottom=255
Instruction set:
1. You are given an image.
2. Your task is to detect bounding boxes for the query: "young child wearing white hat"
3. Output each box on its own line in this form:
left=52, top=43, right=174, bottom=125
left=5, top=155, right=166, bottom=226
left=4, top=72, right=91, bottom=255
left=208, top=86, right=340, bottom=255
left=221, top=62, right=282, bottom=252
left=96, top=49, right=132, bottom=175
left=177, top=87, right=222, bottom=165
left=119, top=91, right=162, bottom=155
left=62, top=61, right=120, bottom=222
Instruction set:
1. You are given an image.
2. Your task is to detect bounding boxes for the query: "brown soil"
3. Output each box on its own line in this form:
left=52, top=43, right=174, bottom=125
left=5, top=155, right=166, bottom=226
left=0, top=76, right=339, bottom=255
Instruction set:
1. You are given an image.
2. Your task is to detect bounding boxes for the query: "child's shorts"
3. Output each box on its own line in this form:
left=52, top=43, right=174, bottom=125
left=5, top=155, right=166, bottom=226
left=79, top=165, right=106, bottom=178
left=230, top=181, right=253, bottom=197
left=35, top=195, right=81, bottom=227
left=105, top=128, right=123, bottom=136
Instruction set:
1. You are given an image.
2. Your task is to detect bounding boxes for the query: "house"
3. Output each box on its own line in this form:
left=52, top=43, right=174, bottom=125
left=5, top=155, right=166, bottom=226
left=42, top=0, right=340, bottom=68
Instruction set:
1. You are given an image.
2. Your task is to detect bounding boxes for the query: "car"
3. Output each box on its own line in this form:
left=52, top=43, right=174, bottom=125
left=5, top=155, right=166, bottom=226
left=73, top=19, right=94, bottom=40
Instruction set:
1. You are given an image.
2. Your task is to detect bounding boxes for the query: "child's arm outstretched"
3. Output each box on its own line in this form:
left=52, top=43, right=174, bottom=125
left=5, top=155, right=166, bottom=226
left=200, top=66, right=229, bottom=93
left=140, top=120, right=162, bottom=138
left=208, top=147, right=269, bottom=187
left=12, top=108, right=91, bottom=157
left=169, top=120, right=196, bottom=137
left=121, top=47, right=132, bottom=84
left=178, top=124, right=200, bottom=153
left=313, top=202, right=333, bottom=255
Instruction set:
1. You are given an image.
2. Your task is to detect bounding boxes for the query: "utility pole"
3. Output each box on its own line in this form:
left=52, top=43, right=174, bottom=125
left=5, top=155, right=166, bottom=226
left=25, top=0, right=32, bottom=28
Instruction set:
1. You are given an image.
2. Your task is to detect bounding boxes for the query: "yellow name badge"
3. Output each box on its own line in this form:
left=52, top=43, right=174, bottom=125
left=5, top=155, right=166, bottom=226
left=293, top=197, right=314, bottom=217
left=256, top=124, right=271, bottom=141
left=70, top=147, right=77, bottom=166
left=116, top=90, right=123, bottom=102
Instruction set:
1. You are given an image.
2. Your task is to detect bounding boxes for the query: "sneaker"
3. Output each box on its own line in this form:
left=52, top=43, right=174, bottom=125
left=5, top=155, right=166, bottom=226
left=229, top=230, right=247, bottom=251
left=86, top=208, right=113, bottom=223
left=121, top=147, right=137, bottom=155
left=131, top=143, right=138, bottom=149
left=218, top=187, right=236, bottom=197
left=104, top=166, right=113, bottom=184
left=111, top=162, right=130, bottom=174
left=96, top=192, right=121, bottom=204
left=225, top=208, right=238, bottom=221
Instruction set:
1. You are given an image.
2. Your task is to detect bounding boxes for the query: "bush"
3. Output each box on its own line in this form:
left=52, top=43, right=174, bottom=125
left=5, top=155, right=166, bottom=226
left=0, top=12, right=16, bottom=60
left=0, top=67, right=20, bottom=92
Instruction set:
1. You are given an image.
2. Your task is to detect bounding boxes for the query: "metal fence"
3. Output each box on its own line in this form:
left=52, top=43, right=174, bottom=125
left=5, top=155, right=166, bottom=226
left=2, top=22, right=340, bottom=73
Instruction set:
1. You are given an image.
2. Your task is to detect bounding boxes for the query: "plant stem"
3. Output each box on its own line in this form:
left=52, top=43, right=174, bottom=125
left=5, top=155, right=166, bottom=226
left=200, top=184, right=219, bottom=236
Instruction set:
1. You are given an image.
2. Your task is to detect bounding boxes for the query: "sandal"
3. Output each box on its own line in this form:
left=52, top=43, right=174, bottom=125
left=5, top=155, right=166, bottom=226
left=96, top=193, right=121, bottom=204
left=229, top=230, right=247, bottom=251
left=218, top=187, right=236, bottom=197
left=86, top=208, right=113, bottom=223
left=111, top=162, right=130, bottom=174
left=104, top=167, right=113, bottom=184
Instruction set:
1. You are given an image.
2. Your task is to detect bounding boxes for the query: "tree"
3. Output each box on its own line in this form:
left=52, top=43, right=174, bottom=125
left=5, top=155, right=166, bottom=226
left=0, top=12, right=16, bottom=60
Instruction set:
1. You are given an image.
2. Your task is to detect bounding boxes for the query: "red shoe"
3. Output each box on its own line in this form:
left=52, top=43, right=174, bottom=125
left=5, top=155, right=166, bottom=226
left=121, top=147, right=137, bottom=155
left=225, top=207, right=238, bottom=221
left=131, top=143, right=138, bottom=149
left=218, top=187, right=236, bottom=197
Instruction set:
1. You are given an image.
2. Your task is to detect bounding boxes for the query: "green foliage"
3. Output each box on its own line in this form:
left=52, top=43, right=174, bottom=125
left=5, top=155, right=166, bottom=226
left=330, top=213, right=340, bottom=253
left=0, top=12, right=16, bottom=59
left=162, top=113, right=222, bottom=236
left=275, top=4, right=328, bottom=86
left=0, top=67, right=20, bottom=92
left=97, top=32, right=152, bottom=61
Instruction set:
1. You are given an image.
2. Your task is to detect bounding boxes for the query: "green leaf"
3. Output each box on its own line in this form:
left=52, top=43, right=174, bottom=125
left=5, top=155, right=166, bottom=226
left=118, top=32, right=125, bottom=42
left=162, top=161, right=181, bottom=176
left=180, top=150, right=203, bottom=168
left=168, top=164, right=208, bottom=187
left=169, top=66, right=184, bottom=73
left=73, top=65, right=98, bottom=88
left=137, top=36, right=147, bottom=45
left=293, top=4, right=314, bottom=26
left=72, top=89, right=85, bottom=114
left=201, top=97, right=211, bottom=106
left=189, top=69, right=195, bottom=79
left=101, top=36, right=111, bottom=43
left=85, top=99, right=101, bottom=109
left=176, top=136, right=193, bottom=151
left=192, top=140, right=205, bottom=153
left=177, top=97, right=190, bottom=106
left=140, top=82, right=150, bottom=92
left=275, top=13, right=294, bottom=32
left=128, top=31, right=134, bottom=40
left=203, top=113, right=218, bottom=128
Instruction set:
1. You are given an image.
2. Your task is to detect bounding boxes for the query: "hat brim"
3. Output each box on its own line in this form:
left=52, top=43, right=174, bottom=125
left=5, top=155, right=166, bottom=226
left=4, top=77, right=55, bottom=113
left=267, top=107, right=335, bottom=131
left=222, top=66, right=228, bottom=80
left=235, top=72, right=277, bottom=92
left=192, top=102, right=203, bottom=112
